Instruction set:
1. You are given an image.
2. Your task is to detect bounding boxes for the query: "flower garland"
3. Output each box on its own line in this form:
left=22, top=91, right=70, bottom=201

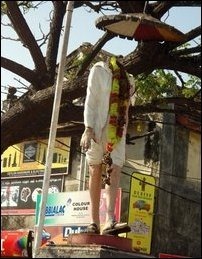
left=106, top=56, right=131, bottom=153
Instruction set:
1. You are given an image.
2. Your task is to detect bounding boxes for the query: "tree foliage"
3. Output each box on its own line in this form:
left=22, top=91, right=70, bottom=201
left=135, top=70, right=200, bottom=105
left=1, top=1, right=201, bottom=153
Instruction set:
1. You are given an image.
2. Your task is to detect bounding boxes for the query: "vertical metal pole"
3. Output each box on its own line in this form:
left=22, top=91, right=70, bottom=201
left=83, top=154, right=88, bottom=190
left=32, top=1, right=74, bottom=257
left=78, top=147, right=84, bottom=191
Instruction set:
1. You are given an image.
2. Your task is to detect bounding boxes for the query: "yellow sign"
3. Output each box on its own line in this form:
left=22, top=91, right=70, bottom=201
left=127, top=172, right=155, bottom=254
left=1, top=137, right=71, bottom=173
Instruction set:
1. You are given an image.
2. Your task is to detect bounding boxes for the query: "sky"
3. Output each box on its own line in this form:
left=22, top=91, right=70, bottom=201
left=1, top=2, right=201, bottom=104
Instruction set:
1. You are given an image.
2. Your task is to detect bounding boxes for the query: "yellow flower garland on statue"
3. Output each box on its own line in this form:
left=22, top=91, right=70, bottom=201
left=106, top=56, right=131, bottom=153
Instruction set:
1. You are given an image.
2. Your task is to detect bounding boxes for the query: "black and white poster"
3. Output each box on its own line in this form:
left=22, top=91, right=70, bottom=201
left=1, top=176, right=63, bottom=215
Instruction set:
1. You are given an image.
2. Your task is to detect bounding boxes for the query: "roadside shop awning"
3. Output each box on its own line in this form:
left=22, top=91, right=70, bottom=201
left=95, top=13, right=186, bottom=42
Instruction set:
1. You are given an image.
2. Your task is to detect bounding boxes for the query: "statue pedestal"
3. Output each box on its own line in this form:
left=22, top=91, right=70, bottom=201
left=36, top=233, right=156, bottom=258
left=66, top=233, right=132, bottom=252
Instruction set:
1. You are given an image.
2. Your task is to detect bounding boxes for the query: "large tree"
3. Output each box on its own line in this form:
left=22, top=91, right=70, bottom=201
left=1, top=1, right=201, bottom=154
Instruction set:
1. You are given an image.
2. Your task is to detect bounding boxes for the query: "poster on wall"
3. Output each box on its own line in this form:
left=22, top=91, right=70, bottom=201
left=35, top=188, right=122, bottom=227
left=127, top=172, right=155, bottom=255
left=1, top=176, right=63, bottom=215
left=1, top=137, right=71, bottom=177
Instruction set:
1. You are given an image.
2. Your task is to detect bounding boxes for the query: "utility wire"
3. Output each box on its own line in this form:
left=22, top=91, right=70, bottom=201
left=121, top=171, right=200, bottom=205
left=8, top=140, right=201, bottom=183
left=54, top=139, right=201, bottom=182
left=126, top=160, right=201, bottom=181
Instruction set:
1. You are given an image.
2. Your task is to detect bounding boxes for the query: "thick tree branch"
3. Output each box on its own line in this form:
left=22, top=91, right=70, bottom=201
left=166, top=26, right=201, bottom=51
left=123, top=28, right=201, bottom=78
left=173, top=46, right=201, bottom=56
left=1, top=101, right=84, bottom=154
left=168, top=1, right=201, bottom=7
left=1, top=57, right=41, bottom=86
left=5, top=1, right=47, bottom=74
left=45, top=2, right=66, bottom=84
left=157, top=54, right=201, bottom=77
left=76, top=31, right=115, bottom=77
left=152, top=1, right=175, bottom=19
left=129, top=97, right=201, bottom=117
left=1, top=73, right=88, bottom=153
left=117, top=1, right=146, bottom=13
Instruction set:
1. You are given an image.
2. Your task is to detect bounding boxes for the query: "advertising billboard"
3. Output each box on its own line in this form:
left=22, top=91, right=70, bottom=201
left=1, top=176, right=63, bottom=215
left=127, top=172, right=155, bottom=254
left=35, top=188, right=122, bottom=226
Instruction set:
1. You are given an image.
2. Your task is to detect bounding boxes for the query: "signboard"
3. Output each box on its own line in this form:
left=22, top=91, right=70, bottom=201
left=1, top=137, right=71, bottom=177
left=1, top=176, right=63, bottom=215
left=127, top=172, right=155, bottom=254
left=63, top=226, right=87, bottom=237
left=35, top=189, right=122, bottom=226
left=1, top=229, right=32, bottom=258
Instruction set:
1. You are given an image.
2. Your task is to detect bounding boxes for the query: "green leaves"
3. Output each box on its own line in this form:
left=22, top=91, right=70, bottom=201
left=1, top=1, right=7, bottom=15
left=134, top=70, right=200, bottom=104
